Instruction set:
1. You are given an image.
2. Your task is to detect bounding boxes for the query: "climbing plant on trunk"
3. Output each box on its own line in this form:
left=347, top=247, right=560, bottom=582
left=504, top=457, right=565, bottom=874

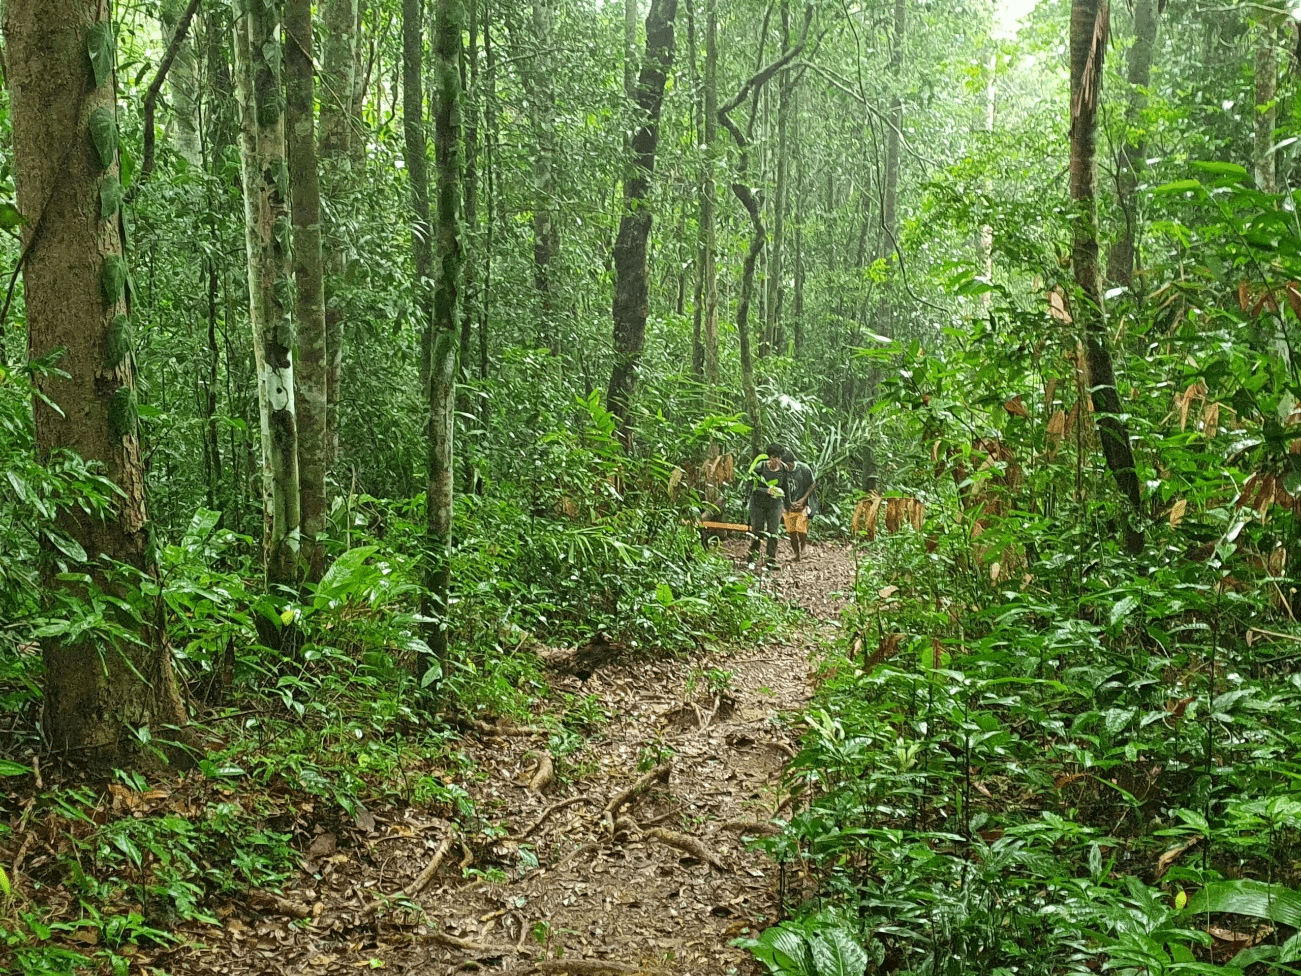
left=4, top=0, right=190, bottom=766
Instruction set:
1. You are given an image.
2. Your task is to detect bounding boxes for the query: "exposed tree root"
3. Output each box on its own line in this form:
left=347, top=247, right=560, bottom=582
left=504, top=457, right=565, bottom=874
left=363, top=831, right=454, bottom=913
left=529, top=753, right=555, bottom=793
left=513, top=794, right=595, bottom=841
left=602, top=761, right=671, bottom=816
left=645, top=827, right=725, bottom=870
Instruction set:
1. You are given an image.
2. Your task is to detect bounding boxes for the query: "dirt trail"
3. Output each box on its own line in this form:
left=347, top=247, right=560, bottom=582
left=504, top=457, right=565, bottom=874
left=171, top=543, right=856, bottom=976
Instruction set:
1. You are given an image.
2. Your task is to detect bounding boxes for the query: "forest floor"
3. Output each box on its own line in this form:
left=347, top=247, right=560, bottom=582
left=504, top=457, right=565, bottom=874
left=158, top=539, right=856, bottom=976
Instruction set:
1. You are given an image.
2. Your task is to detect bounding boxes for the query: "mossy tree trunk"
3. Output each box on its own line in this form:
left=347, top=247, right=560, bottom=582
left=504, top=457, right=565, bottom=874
left=4, top=0, right=189, bottom=766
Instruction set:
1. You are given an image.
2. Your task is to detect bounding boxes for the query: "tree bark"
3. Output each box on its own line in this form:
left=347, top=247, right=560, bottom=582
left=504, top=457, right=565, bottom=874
left=1105, top=0, right=1158, bottom=291
left=1070, top=0, right=1143, bottom=555
left=701, top=0, right=720, bottom=388
left=424, top=0, right=464, bottom=658
left=161, top=0, right=203, bottom=168
left=873, top=0, right=904, bottom=339
left=319, top=0, right=360, bottom=468
left=763, top=0, right=793, bottom=355
left=1255, top=25, right=1278, bottom=194
left=234, top=0, right=302, bottom=586
left=404, top=0, right=435, bottom=388
left=528, top=0, right=560, bottom=350
left=287, top=0, right=328, bottom=581
left=458, top=0, right=480, bottom=471
left=607, top=0, right=678, bottom=445
left=5, top=0, right=189, bottom=766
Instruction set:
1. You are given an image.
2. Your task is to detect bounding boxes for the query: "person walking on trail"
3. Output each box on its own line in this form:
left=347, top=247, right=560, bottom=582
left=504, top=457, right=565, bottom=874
left=782, top=450, right=817, bottom=561
left=747, top=443, right=788, bottom=570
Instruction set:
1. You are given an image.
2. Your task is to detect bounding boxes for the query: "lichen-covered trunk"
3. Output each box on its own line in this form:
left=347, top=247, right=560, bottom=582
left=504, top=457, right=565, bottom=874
left=458, top=0, right=480, bottom=442
left=287, top=0, right=328, bottom=581
left=319, top=0, right=359, bottom=468
left=608, top=0, right=678, bottom=445
left=5, top=0, right=189, bottom=767
left=404, top=0, right=435, bottom=396
left=700, top=0, right=720, bottom=388
left=1070, top=0, right=1143, bottom=555
left=1105, top=0, right=1158, bottom=291
left=424, top=0, right=464, bottom=658
left=234, top=0, right=302, bottom=586
left=1255, top=26, right=1278, bottom=194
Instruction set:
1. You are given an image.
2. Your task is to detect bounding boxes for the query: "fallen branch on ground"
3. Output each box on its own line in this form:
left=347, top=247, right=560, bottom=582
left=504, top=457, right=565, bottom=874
left=602, top=761, right=672, bottom=816
left=645, top=827, right=725, bottom=870
left=719, top=820, right=781, bottom=837
left=419, top=927, right=522, bottom=957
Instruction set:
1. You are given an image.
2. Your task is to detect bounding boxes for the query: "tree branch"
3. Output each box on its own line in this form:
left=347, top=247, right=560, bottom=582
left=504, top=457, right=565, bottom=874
left=141, top=0, right=203, bottom=182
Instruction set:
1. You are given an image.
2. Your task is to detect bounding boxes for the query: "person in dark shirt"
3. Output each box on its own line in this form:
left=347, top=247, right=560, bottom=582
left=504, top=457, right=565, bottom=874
left=747, top=443, right=788, bottom=570
left=782, top=450, right=816, bottom=560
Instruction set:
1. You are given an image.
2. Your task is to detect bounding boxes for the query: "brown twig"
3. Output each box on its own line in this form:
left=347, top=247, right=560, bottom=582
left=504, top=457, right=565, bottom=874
left=645, top=827, right=725, bottom=870
left=364, top=832, right=453, bottom=913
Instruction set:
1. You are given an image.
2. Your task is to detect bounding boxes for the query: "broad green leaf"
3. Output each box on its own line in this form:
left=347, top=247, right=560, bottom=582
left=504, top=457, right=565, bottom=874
left=101, top=254, right=127, bottom=304
left=0, top=202, right=23, bottom=229
left=1186, top=880, right=1301, bottom=929
left=88, top=107, right=118, bottom=169
left=1191, top=161, right=1249, bottom=180
left=1151, top=178, right=1202, bottom=196
left=100, top=178, right=123, bottom=220
left=0, top=759, right=32, bottom=776
left=86, top=22, right=115, bottom=89
left=1109, top=595, right=1138, bottom=628
left=809, top=927, right=868, bottom=976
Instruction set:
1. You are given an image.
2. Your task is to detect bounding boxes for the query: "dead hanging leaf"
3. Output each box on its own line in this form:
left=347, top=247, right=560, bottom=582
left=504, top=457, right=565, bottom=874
left=1269, top=547, right=1288, bottom=575
left=1054, top=772, right=1086, bottom=790
left=878, top=585, right=899, bottom=600
left=1044, top=376, right=1059, bottom=414
left=1285, top=281, right=1301, bottom=321
left=864, top=633, right=904, bottom=671
left=1169, top=498, right=1187, bottom=526
left=990, top=561, right=1002, bottom=582
left=1202, top=401, right=1220, bottom=437
left=1049, top=287, right=1072, bottom=323
left=1003, top=395, right=1030, bottom=419
left=910, top=498, right=925, bottom=532
left=1167, top=695, right=1196, bottom=718
left=1156, top=836, right=1202, bottom=878
left=931, top=637, right=944, bottom=669
left=885, top=497, right=902, bottom=535
left=1238, top=280, right=1252, bottom=312
left=1047, top=409, right=1066, bottom=438
left=851, top=494, right=882, bottom=539
left=1065, top=400, right=1080, bottom=436
left=668, top=466, right=685, bottom=494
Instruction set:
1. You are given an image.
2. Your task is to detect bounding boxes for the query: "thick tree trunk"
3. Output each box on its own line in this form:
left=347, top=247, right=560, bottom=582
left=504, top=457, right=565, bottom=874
left=424, top=0, right=464, bottom=658
left=287, top=0, right=328, bottom=581
left=1255, top=26, right=1278, bottom=194
left=319, top=0, right=360, bottom=468
left=5, top=0, right=189, bottom=766
left=1070, top=0, right=1143, bottom=555
left=1105, top=0, right=1158, bottom=291
left=607, top=0, right=678, bottom=445
left=234, top=0, right=302, bottom=586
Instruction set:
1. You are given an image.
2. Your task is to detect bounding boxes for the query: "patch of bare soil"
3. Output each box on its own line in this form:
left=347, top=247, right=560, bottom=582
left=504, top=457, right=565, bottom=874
left=163, top=546, right=858, bottom=976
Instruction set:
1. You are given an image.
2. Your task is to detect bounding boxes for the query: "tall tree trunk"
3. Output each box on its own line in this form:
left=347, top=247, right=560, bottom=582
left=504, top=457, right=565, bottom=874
left=5, top=0, right=189, bottom=766
left=287, top=0, right=328, bottom=581
left=458, top=0, right=480, bottom=483
left=980, top=51, right=994, bottom=304
left=701, top=0, right=720, bottom=388
left=320, top=0, right=360, bottom=468
left=625, top=0, right=639, bottom=105
left=764, top=0, right=793, bottom=355
left=874, top=0, right=904, bottom=339
left=404, top=0, right=435, bottom=387
left=161, top=0, right=203, bottom=167
left=424, top=0, right=464, bottom=658
left=528, top=0, right=560, bottom=350
left=234, top=0, right=302, bottom=586
left=1105, top=0, right=1158, bottom=291
left=1255, top=25, right=1278, bottom=194
left=1070, top=0, right=1143, bottom=555
left=607, top=0, right=678, bottom=445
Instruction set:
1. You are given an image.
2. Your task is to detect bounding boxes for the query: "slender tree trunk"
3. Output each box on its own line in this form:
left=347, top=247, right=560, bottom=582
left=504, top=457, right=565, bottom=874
left=161, top=0, right=203, bottom=167
left=5, top=0, right=189, bottom=766
left=458, top=0, right=480, bottom=478
left=424, top=0, right=464, bottom=658
left=404, top=0, right=435, bottom=388
left=980, top=51, right=994, bottom=304
left=1070, top=0, right=1143, bottom=555
left=764, top=0, right=792, bottom=354
left=607, top=0, right=678, bottom=445
left=287, top=0, right=328, bottom=580
left=874, top=0, right=904, bottom=339
left=701, top=0, right=720, bottom=388
left=234, top=0, right=302, bottom=585
left=1105, top=0, right=1158, bottom=290
left=527, top=0, right=560, bottom=350
left=1255, top=25, right=1278, bottom=194
left=320, top=0, right=360, bottom=468
left=625, top=0, right=639, bottom=104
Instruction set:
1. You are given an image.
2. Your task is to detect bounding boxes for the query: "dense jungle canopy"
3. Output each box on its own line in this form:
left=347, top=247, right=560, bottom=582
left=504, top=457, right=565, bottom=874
left=7, top=0, right=1301, bottom=972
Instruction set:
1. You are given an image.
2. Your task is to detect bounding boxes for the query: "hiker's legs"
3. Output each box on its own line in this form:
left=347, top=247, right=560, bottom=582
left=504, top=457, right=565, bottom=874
left=747, top=496, right=764, bottom=562
left=764, top=502, right=781, bottom=565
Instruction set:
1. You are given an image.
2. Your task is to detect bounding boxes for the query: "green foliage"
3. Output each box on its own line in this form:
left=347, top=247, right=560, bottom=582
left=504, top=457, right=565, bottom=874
left=87, top=107, right=118, bottom=169
left=99, top=255, right=126, bottom=305
left=85, top=23, right=115, bottom=90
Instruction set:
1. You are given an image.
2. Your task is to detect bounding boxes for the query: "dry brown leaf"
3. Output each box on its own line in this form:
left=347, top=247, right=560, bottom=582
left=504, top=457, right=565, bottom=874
left=1169, top=498, right=1187, bottom=526
left=1003, top=395, right=1030, bottom=418
left=1047, top=409, right=1066, bottom=438
left=1156, top=836, right=1201, bottom=878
